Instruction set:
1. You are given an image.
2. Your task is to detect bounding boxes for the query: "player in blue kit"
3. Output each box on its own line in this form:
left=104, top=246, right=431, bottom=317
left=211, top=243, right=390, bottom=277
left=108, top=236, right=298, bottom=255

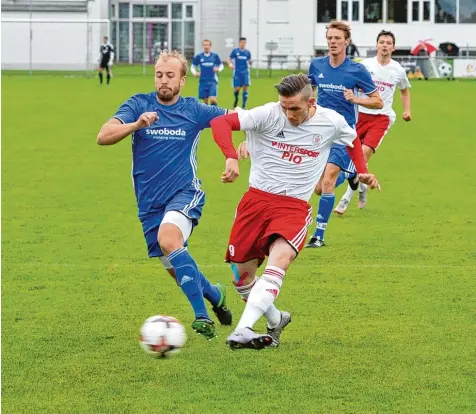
left=191, top=39, right=224, bottom=105
left=306, top=21, right=383, bottom=248
left=227, top=37, right=252, bottom=109
left=96, top=50, right=240, bottom=340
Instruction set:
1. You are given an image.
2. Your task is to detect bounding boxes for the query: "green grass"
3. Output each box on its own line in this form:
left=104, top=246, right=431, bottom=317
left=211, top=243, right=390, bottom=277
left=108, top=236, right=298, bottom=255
left=2, top=68, right=476, bottom=413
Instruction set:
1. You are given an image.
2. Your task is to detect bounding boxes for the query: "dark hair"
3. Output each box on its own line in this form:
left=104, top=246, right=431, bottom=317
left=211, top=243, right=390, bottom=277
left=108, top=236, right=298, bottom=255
left=203, top=39, right=212, bottom=46
left=377, top=30, right=395, bottom=45
left=239, top=37, right=246, bottom=42
left=274, top=73, right=312, bottom=98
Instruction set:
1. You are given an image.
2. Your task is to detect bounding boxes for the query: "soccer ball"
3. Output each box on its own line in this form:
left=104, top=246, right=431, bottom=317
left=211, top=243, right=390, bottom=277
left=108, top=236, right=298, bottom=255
left=139, top=315, right=187, bottom=358
left=438, top=62, right=452, bottom=78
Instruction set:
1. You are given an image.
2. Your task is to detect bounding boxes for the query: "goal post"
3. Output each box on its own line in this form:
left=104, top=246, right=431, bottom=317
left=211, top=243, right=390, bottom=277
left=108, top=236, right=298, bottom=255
left=1, top=18, right=110, bottom=74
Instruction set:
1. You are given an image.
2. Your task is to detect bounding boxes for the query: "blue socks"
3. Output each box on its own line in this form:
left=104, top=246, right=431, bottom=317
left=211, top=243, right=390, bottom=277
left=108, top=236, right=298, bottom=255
left=199, top=272, right=221, bottom=306
left=242, top=90, right=249, bottom=108
left=313, top=193, right=335, bottom=240
left=167, top=248, right=209, bottom=319
left=233, top=90, right=239, bottom=106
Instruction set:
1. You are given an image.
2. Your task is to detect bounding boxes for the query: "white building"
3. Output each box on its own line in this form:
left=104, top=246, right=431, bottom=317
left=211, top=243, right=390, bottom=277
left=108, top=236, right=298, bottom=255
left=2, top=0, right=475, bottom=70
left=241, top=0, right=476, bottom=67
left=1, top=0, right=109, bottom=70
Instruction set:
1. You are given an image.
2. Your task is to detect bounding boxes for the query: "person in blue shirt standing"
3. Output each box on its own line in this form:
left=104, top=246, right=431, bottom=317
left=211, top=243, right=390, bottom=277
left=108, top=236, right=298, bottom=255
left=227, top=37, right=252, bottom=109
left=96, top=50, right=240, bottom=340
left=305, top=21, right=383, bottom=248
left=191, top=39, right=224, bottom=106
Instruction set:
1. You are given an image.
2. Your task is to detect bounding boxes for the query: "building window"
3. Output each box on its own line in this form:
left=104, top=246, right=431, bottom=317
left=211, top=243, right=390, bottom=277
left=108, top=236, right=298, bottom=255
left=119, top=3, right=129, bottom=18
left=317, top=0, right=336, bottom=22
left=172, top=3, right=183, bottom=19
left=364, top=0, right=382, bottom=22
left=110, top=4, right=116, bottom=18
left=341, top=1, right=349, bottom=19
left=133, top=5, right=144, bottom=18
left=111, top=21, right=117, bottom=50
left=146, top=5, right=168, bottom=18
left=412, top=1, right=419, bottom=20
left=172, top=21, right=182, bottom=51
left=186, top=5, right=193, bottom=18
left=118, top=21, right=129, bottom=62
left=352, top=0, right=359, bottom=20
left=133, top=22, right=145, bottom=62
left=387, top=0, right=407, bottom=22
left=184, top=21, right=195, bottom=59
left=460, top=0, right=476, bottom=23
left=435, top=0, right=456, bottom=22
left=423, top=1, right=430, bottom=20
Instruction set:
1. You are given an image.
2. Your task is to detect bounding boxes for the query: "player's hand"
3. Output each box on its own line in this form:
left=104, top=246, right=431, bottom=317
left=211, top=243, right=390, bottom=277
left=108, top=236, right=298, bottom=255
left=357, top=173, right=381, bottom=191
left=402, top=111, right=412, bottom=122
left=193, top=72, right=200, bottom=77
left=228, top=63, right=235, bottom=70
left=343, top=88, right=357, bottom=103
left=221, top=158, right=240, bottom=183
left=237, top=141, right=249, bottom=160
left=213, top=67, right=220, bottom=73
left=135, top=112, right=158, bottom=130
left=108, top=60, right=113, bottom=67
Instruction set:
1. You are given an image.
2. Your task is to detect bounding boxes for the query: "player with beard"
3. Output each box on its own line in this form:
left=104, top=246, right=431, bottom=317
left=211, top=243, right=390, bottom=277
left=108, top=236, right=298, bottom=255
left=97, top=50, right=238, bottom=341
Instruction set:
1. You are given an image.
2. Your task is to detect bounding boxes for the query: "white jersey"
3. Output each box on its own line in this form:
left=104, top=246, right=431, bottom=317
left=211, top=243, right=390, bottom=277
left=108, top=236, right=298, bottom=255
left=358, top=57, right=411, bottom=123
left=237, top=102, right=357, bottom=202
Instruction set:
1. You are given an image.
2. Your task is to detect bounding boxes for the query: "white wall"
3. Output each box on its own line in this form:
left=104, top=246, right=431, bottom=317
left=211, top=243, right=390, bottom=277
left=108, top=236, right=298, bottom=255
left=315, top=22, right=476, bottom=53
left=241, top=0, right=316, bottom=68
left=1, top=3, right=108, bottom=70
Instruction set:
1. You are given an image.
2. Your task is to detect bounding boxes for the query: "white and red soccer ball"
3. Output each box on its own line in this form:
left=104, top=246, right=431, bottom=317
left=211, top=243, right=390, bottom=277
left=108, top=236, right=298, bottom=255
left=139, top=315, right=187, bottom=358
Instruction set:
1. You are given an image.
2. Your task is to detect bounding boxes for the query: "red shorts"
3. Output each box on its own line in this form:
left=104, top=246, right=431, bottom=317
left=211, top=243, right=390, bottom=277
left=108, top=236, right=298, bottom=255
left=225, top=187, right=312, bottom=266
left=357, top=113, right=391, bottom=152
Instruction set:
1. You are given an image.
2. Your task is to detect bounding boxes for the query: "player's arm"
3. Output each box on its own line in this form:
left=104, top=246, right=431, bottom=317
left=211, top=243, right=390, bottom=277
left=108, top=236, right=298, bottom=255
left=344, top=89, right=383, bottom=109
left=214, top=55, right=224, bottom=73
left=346, top=65, right=384, bottom=109
left=227, top=50, right=235, bottom=69
left=108, top=45, right=115, bottom=67
left=399, top=70, right=412, bottom=121
left=97, top=112, right=157, bottom=145
left=400, top=88, right=411, bottom=121
left=190, top=55, right=200, bottom=77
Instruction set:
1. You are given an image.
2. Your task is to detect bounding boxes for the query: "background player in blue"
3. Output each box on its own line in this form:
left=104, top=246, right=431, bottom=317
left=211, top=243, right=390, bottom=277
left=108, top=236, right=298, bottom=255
left=305, top=21, right=383, bottom=248
left=96, top=50, right=240, bottom=340
left=191, top=39, right=224, bottom=105
left=227, top=37, right=252, bottom=108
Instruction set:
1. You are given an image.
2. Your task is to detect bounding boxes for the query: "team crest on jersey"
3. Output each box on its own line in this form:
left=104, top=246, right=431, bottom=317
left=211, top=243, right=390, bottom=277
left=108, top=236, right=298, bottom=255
left=313, top=134, right=322, bottom=145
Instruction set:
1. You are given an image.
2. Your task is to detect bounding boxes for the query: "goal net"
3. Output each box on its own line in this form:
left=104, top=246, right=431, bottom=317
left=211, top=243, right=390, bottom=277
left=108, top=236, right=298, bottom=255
left=1, top=18, right=110, bottom=72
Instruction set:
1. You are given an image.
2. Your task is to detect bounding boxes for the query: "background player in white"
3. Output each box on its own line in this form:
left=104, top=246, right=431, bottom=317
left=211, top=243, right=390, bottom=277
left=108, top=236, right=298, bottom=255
left=210, top=74, right=380, bottom=350
left=335, top=30, right=412, bottom=214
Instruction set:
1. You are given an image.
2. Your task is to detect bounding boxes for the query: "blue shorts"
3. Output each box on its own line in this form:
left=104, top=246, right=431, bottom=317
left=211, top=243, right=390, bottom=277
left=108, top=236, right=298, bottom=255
left=233, top=71, right=251, bottom=88
left=140, top=187, right=205, bottom=258
left=327, top=144, right=356, bottom=174
left=198, top=82, right=218, bottom=99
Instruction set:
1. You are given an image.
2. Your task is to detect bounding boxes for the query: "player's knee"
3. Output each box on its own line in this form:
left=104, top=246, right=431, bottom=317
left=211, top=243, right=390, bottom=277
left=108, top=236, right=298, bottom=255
left=230, top=263, right=254, bottom=287
left=322, top=176, right=336, bottom=192
left=158, top=225, right=183, bottom=255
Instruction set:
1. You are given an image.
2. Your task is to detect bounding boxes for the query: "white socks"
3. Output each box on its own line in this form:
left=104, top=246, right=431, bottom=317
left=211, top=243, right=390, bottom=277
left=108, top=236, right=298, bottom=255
left=235, top=277, right=282, bottom=328
left=236, top=266, right=285, bottom=330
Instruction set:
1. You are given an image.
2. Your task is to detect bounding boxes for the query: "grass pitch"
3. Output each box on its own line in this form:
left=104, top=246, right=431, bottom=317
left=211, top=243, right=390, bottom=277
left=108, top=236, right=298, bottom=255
left=2, top=67, right=475, bottom=413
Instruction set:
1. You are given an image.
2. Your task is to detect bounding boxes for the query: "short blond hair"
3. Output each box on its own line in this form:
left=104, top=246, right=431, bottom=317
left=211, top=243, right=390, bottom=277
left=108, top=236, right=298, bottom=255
left=326, top=20, right=351, bottom=40
left=155, top=50, right=188, bottom=77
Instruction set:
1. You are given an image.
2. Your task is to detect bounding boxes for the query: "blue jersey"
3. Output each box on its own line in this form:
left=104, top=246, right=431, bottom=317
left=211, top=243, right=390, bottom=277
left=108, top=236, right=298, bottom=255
left=192, top=52, right=223, bottom=83
left=308, top=56, right=376, bottom=127
left=113, top=93, right=226, bottom=218
left=229, top=48, right=252, bottom=73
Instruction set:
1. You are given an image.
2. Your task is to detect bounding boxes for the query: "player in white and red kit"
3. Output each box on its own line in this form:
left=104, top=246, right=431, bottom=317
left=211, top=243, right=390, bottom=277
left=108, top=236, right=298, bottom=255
left=210, top=74, right=380, bottom=350
left=335, top=30, right=412, bottom=214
